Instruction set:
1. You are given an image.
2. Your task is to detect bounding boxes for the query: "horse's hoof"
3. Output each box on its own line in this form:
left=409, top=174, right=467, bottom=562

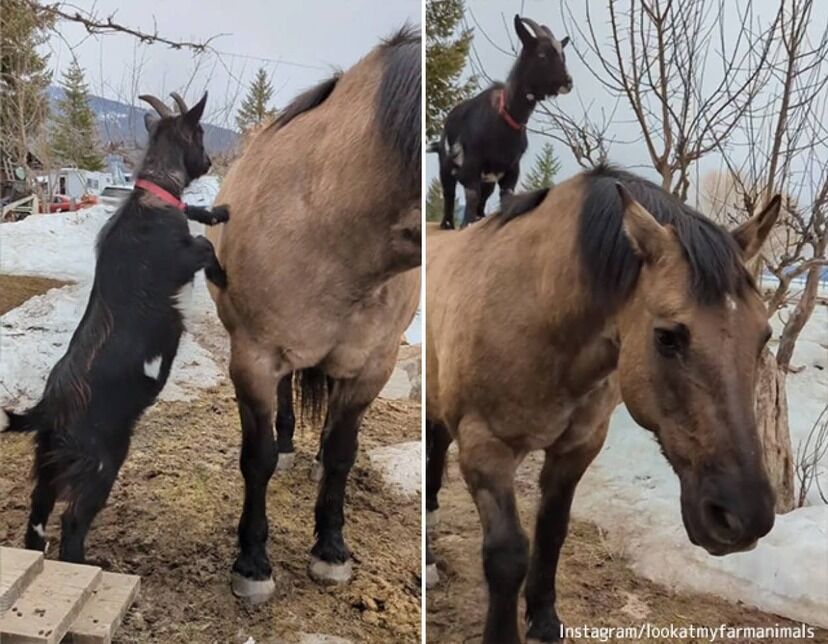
left=231, top=572, right=276, bottom=604
left=309, top=460, right=324, bottom=482
left=308, top=556, right=352, bottom=585
left=275, top=452, right=295, bottom=472
left=426, top=509, right=439, bottom=529
left=425, top=563, right=439, bottom=588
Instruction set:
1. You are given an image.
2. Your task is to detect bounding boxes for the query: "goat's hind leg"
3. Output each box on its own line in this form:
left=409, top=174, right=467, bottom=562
left=274, top=374, right=296, bottom=472
left=59, top=465, right=118, bottom=564
left=25, top=437, right=57, bottom=552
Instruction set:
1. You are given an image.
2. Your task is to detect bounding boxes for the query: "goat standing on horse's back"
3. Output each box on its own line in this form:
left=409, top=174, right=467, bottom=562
left=435, top=14, right=571, bottom=229
left=1, top=92, right=229, bottom=565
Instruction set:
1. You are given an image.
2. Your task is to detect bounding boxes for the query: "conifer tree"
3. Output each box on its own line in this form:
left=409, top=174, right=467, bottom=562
left=521, top=143, right=561, bottom=191
left=236, top=67, right=276, bottom=132
left=51, top=59, right=103, bottom=170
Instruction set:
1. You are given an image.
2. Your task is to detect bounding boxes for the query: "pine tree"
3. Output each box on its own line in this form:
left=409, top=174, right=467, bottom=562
left=236, top=67, right=276, bottom=133
left=521, top=143, right=561, bottom=191
left=426, top=0, right=476, bottom=143
left=0, top=0, right=53, bottom=170
left=50, top=60, right=103, bottom=171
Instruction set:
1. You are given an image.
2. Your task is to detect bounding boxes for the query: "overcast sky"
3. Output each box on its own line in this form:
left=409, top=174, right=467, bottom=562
left=426, top=0, right=827, bottom=211
left=44, top=0, right=420, bottom=129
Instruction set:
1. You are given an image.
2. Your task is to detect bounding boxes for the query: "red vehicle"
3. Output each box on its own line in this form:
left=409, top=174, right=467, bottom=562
left=42, top=194, right=98, bottom=214
left=44, top=195, right=77, bottom=213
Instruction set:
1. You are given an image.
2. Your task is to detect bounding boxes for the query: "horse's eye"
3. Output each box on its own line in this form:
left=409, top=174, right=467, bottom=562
left=654, top=325, right=688, bottom=358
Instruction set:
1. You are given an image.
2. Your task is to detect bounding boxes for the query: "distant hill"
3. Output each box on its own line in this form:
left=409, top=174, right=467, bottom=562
left=47, top=86, right=238, bottom=156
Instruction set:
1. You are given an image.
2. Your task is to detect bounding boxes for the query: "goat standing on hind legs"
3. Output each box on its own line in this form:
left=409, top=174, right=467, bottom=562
left=0, top=91, right=229, bottom=565
left=434, top=15, right=571, bottom=229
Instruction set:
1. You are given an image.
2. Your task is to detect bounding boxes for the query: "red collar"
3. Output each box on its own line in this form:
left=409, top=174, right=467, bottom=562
left=134, top=179, right=186, bottom=211
left=497, top=89, right=524, bottom=131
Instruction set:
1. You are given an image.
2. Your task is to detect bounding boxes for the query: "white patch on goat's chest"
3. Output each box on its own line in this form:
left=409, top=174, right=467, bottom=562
left=172, top=279, right=196, bottom=327
left=726, top=295, right=738, bottom=312
left=481, top=172, right=504, bottom=183
left=144, top=355, right=163, bottom=380
left=32, top=523, right=46, bottom=538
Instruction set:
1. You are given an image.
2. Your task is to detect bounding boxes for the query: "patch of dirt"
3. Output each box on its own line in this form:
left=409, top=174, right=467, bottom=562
left=0, top=381, right=421, bottom=643
left=0, top=274, right=69, bottom=315
left=427, top=454, right=828, bottom=644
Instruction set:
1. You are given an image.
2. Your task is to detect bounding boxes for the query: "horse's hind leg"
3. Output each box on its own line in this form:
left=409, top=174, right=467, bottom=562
left=426, top=419, right=452, bottom=528
left=457, top=415, right=526, bottom=644
left=524, top=420, right=609, bottom=643
left=307, top=377, right=377, bottom=585
left=274, top=373, right=296, bottom=471
left=229, top=340, right=280, bottom=602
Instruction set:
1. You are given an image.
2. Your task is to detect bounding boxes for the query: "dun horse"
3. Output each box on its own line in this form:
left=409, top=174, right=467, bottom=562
left=207, top=27, right=421, bottom=602
left=433, top=15, right=571, bottom=229
left=426, top=165, right=780, bottom=643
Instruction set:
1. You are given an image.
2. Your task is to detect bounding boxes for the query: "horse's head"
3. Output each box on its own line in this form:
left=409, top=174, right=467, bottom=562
left=139, top=92, right=212, bottom=184
left=614, top=183, right=780, bottom=556
left=513, top=15, right=572, bottom=99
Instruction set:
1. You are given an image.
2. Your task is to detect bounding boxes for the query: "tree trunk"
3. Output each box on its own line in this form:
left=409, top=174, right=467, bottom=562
left=755, top=348, right=796, bottom=513
left=776, top=264, right=821, bottom=370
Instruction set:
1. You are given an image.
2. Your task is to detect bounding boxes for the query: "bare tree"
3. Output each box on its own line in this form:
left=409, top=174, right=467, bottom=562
left=550, top=0, right=779, bottom=200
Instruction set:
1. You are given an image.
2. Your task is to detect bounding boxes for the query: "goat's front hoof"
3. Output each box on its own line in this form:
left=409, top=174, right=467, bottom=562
left=275, top=451, right=295, bottom=472
left=210, top=205, right=230, bottom=224
left=439, top=220, right=455, bottom=230
left=425, top=562, right=439, bottom=588
left=526, top=614, right=565, bottom=643
left=308, top=555, right=352, bottom=585
left=231, top=572, right=276, bottom=604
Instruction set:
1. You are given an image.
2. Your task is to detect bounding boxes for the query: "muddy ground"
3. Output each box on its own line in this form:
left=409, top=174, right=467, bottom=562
left=427, top=452, right=828, bottom=644
left=0, top=276, right=421, bottom=643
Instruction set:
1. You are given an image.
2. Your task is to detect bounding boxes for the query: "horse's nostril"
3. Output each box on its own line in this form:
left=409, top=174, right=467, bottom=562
left=702, top=500, right=743, bottom=544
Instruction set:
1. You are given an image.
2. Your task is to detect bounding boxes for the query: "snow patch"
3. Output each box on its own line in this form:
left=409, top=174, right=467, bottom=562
left=368, top=441, right=421, bottom=497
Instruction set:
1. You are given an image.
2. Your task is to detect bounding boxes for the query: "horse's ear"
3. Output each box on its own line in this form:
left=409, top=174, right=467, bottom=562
left=616, top=183, right=671, bottom=264
left=731, top=195, right=781, bottom=261
left=514, top=15, right=536, bottom=49
left=144, top=112, right=159, bottom=133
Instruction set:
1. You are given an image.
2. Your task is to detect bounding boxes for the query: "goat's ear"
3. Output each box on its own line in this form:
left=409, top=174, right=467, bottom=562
left=184, top=92, right=208, bottom=126
left=514, top=15, right=536, bottom=49
left=560, top=36, right=570, bottom=49
left=617, top=183, right=671, bottom=264
left=731, top=194, right=781, bottom=260
left=144, top=112, right=159, bottom=133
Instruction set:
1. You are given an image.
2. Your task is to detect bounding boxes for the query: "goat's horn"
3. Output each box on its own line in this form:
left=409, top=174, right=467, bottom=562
left=170, top=92, right=188, bottom=114
left=138, top=94, right=173, bottom=118
left=519, top=17, right=546, bottom=40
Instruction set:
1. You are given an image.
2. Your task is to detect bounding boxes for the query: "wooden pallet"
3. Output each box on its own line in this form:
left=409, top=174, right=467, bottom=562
left=0, top=547, right=140, bottom=644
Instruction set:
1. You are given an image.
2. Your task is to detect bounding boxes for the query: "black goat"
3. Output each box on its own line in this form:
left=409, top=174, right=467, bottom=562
left=434, top=15, right=571, bottom=229
left=0, top=91, right=228, bottom=564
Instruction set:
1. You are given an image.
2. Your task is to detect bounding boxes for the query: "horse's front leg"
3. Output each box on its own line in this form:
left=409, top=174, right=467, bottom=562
left=229, top=343, right=279, bottom=603
left=524, top=420, right=609, bottom=643
left=308, top=377, right=375, bottom=584
left=458, top=416, right=526, bottom=644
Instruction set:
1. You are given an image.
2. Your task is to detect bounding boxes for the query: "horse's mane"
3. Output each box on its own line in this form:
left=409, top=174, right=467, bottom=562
left=377, top=24, right=421, bottom=178
left=491, top=164, right=750, bottom=306
left=270, top=73, right=341, bottom=132
left=580, top=165, right=751, bottom=307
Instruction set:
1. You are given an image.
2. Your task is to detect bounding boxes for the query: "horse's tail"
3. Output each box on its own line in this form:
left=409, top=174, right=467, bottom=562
left=294, top=368, right=329, bottom=425
left=1, top=409, right=35, bottom=433
left=426, top=141, right=440, bottom=154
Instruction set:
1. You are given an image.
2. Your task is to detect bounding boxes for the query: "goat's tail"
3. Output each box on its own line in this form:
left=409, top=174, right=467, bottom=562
left=1, top=409, right=34, bottom=433
left=294, top=368, right=329, bottom=426
left=426, top=141, right=440, bottom=154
